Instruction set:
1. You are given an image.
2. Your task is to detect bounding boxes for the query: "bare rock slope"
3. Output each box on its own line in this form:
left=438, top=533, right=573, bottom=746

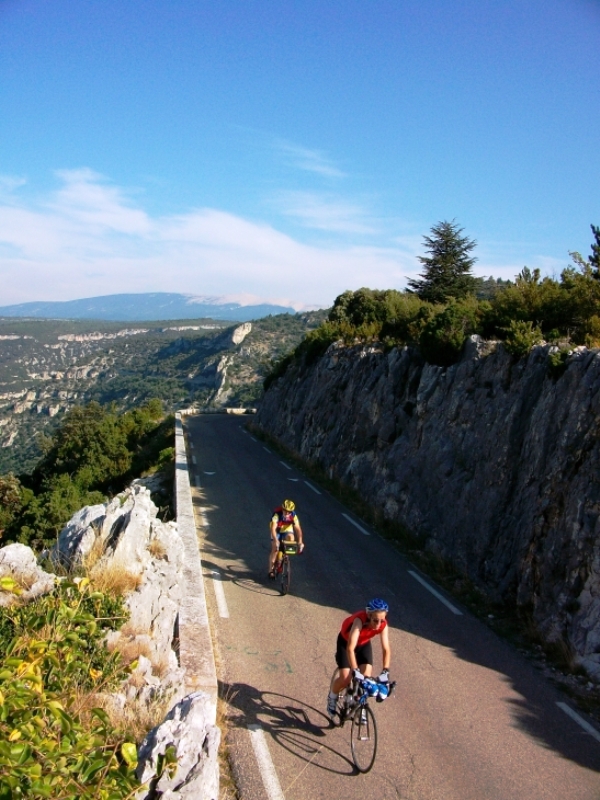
left=256, top=337, right=600, bottom=677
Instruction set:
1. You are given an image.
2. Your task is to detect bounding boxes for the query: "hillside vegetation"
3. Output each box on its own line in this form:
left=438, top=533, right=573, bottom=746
left=0, top=399, right=173, bottom=551
left=0, top=310, right=327, bottom=474
left=266, top=223, right=600, bottom=382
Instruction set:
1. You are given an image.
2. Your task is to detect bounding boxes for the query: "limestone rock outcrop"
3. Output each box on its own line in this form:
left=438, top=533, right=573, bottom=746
left=256, top=337, right=600, bottom=677
left=0, top=543, right=55, bottom=606
left=52, top=483, right=186, bottom=703
left=136, top=691, right=220, bottom=800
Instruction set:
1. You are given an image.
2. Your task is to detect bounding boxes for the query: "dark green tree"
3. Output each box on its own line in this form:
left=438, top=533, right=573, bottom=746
left=408, top=220, right=479, bottom=303
left=590, top=224, right=600, bottom=276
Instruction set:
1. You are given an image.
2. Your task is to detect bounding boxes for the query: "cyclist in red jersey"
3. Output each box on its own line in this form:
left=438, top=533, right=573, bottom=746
left=327, top=598, right=391, bottom=718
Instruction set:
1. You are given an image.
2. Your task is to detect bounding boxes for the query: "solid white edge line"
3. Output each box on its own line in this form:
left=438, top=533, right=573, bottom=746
left=212, top=571, right=230, bottom=619
left=342, top=512, right=370, bottom=536
left=408, top=570, right=463, bottom=615
left=304, top=481, right=321, bottom=495
left=247, top=725, right=285, bottom=800
left=557, top=702, right=600, bottom=743
left=280, top=461, right=292, bottom=470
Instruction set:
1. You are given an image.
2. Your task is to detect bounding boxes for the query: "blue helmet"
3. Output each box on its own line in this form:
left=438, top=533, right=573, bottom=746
left=366, top=598, right=389, bottom=613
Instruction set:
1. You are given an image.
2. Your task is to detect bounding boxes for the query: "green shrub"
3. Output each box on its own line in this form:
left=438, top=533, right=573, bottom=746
left=0, top=579, right=139, bottom=799
left=418, top=299, right=480, bottom=367
left=547, top=347, right=571, bottom=379
left=502, top=320, right=544, bottom=359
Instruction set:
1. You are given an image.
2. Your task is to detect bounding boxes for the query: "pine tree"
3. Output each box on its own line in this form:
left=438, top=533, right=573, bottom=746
left=589, top=224, right=600, bottom=276
left=407, top=220, right=478, bottom=303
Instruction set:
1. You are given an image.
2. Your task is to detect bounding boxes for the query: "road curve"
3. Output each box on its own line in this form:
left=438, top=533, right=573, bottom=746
left=185, top=414, right=600, bottom=800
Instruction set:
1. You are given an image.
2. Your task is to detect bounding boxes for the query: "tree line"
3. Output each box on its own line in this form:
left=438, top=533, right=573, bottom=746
left=265, top=221, right=600, bottom=381
left=0, top=399, right=174, bottom=550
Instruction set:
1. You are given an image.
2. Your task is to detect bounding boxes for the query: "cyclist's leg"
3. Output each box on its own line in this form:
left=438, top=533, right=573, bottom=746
left=358, top=641, right=374, bottom=677
left=331, top=633, right=353, bottom=694
left=268, top=532, right=280, bottom=575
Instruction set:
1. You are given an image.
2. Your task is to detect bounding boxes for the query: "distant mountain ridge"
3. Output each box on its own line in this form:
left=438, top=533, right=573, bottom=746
left=0, top=292, right=296, bottom=322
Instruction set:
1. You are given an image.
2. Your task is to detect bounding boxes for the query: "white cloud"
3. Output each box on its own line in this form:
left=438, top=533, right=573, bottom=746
left=0, top=170, right=415, bottom=309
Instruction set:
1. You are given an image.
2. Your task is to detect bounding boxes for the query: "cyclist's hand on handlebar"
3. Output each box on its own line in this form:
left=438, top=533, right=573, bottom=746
left=353, top=668, right=364, bottom=682
left=377, top=669, right=390, bottom=684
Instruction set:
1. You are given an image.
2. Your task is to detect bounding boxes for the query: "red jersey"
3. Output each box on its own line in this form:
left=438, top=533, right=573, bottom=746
left=340, top=611, right=387, bottom=646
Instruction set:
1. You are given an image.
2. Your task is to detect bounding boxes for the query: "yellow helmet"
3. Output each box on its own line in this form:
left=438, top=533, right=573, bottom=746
left=282, top=499, right=295, bottom=512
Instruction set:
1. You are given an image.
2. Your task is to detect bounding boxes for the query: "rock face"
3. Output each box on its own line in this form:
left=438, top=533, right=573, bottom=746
left=255, top=337, right=600, bottom=676
left=136, top=691, right=220, bottom=800
left=53, top=483, right=186, bottom=704
left=0, top=543, right=55, bottom=606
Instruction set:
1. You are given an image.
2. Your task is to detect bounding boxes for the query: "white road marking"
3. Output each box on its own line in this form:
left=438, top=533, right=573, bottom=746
left=288, top=478, right=299, bottom=482
left=212, top=571, right=230, bottom=618
left=204, top=471, right=216, bottom=475
left=342, top=513, right=370, bottom=535
left=557, top=702, right=600, bottom=742
left=190, top=442, right=195, bottom=449
left=194, top=475, right=201, bottom=488
left=248, top=725, right=285, bottom=800
left=251, top=437, right=257, bottom=441
left=191, top=455, right=197, bottom=465
left=408, top=570, right=463, bottom=615
left=304, top=481, right=321, bottom=495
left=198, top=506, right=210, bottom=527
left=280, top=461, right=291, bottom=469
left=263, top=447, right=272, bottom=453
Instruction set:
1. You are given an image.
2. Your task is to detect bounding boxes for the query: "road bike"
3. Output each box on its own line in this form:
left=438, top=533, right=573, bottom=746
left=329, top=669, right=396, bottom=773
left=274, top=539, right=300, bottom=595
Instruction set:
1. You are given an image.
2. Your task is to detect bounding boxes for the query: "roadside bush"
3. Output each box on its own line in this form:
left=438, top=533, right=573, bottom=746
left=418, top=298, right=481, bottom=367
left=547, top=347, right=572, bottom=379
left=0, top=578, right=139, bottom=799
left=502, top=320, right=544, bottom=359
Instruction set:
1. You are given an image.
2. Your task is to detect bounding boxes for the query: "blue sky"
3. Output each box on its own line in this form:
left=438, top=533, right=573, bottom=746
left=1, top=0, right=599, bottom=310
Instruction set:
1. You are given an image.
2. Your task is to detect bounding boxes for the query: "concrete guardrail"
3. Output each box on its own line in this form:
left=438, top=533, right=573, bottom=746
left=174, top=413, right=218, bottom=725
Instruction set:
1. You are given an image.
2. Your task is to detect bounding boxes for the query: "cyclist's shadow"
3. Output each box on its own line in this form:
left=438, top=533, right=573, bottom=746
left=220, top=680, right=361, bottom=776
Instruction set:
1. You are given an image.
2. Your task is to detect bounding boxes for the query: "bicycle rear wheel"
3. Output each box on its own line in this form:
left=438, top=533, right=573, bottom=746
left=280, top=555, right=291, bottom=595
left=350, top=703, right=377, bottom=773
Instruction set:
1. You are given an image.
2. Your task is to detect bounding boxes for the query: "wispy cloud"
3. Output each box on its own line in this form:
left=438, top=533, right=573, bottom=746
left=0, top=170, right=415, bottom=309
left=275, top=140, right=346, bottom=179
left=276, top=190, right=380, bottom=234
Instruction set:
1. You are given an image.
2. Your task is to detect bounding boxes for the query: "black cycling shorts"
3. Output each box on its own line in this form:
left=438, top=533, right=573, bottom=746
left=335, top=632, right=373, bottom=670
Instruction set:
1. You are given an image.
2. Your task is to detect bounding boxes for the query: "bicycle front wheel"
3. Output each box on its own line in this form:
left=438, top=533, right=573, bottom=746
left=280, top=556, right=291, bottom=595
left=350, top=703, right=377, bottom=773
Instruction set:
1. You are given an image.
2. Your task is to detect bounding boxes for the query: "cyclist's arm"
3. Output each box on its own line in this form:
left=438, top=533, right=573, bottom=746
left=269, top=519, right=278, bottom=539
left=293, top=520, right=304, bottom=545
left=380, top=624, right=391, bottom=671
left=345, top=619, right=363, bottom=671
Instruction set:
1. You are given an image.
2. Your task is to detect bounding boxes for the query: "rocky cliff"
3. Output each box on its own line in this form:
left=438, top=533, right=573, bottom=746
left=255, top=336, right=600, bottom=677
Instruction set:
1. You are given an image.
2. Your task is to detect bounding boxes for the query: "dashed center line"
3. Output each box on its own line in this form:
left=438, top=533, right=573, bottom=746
left=212, top=571, right=230, bottom=619
left=408, top=570, right=463, bottom=615
left=342, top=513, right=370, bottom=535
left=304, top=481, right=321, bottom=495
left=191, top=455, right=197, bottom=465
left=263, top=447, right=272, bottom=453
left=280, top=461, right=291, bottom=470
left=248, top=725, right=285, bottom=800
left=557, top=702, right=600, bottom=742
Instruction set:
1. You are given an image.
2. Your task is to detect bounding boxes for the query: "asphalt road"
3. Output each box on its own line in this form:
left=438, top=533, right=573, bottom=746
left=185, top=414, right=600, bottom=800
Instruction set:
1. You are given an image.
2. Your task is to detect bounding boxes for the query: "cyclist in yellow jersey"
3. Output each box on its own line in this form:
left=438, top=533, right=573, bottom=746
left=268, top=499, right=304, bottom=579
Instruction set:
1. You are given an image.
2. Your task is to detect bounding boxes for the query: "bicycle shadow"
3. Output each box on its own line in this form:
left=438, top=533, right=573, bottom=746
left=220, top=679, right=361, bottom=777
